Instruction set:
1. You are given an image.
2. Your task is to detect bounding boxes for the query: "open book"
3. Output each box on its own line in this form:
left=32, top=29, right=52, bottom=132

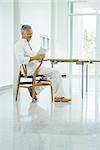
left=37, top=48, right=47, bottom=55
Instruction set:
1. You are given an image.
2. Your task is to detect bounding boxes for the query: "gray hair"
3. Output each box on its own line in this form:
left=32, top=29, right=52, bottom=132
left=21, top=25, right=31, bottom=34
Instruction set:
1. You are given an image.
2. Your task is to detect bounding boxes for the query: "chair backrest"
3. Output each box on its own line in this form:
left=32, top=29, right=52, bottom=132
left=21, top=60, right=43, bottom=78
left=21, top=64, right=27, bottom=77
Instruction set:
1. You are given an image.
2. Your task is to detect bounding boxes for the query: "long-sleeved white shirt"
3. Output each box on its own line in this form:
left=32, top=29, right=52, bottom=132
left=15, top=39, right=40, bottom=75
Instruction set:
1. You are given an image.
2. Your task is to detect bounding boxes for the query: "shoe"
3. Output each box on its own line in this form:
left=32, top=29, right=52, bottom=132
left=55, top=97, right=71, bottom=102
left=28, top=87, right=38, bottom=101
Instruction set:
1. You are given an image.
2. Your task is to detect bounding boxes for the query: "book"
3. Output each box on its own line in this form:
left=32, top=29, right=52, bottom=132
left=37, top=48, right=47, bottom=55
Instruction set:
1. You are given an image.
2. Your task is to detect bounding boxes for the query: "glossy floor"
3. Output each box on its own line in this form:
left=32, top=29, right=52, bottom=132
left=0, top=78, right=100, bottom=150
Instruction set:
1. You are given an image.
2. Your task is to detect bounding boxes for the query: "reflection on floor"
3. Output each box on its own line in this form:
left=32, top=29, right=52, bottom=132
left=0, top=78, right=100, bottom=150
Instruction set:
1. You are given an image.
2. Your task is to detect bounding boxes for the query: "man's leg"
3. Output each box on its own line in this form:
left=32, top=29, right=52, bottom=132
left=38, top=67, right=71, bottom=102
left=28, top=87, right=38, bottom=101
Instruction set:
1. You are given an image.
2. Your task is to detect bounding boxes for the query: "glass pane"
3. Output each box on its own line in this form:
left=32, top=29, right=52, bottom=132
left=72, top=15, right=96, bottom=75
left=98, top=10, right=100, bottom=14
left=69, top=2, right=96, bottom=15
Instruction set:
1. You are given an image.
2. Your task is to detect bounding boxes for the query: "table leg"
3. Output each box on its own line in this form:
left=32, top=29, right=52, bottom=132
left=51, top=62, right=54, bottom=68
left=82, top=62, right=84, bottom=99
left=86, top=64, right=88, bottom=93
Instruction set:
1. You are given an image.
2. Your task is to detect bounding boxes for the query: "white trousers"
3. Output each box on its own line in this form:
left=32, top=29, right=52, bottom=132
left=35, top=66, right=65, bottom=97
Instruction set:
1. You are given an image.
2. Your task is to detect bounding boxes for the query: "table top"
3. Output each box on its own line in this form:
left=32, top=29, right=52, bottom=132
left=44, top=58, right=100, bottom=63
left=44, top=58, right=79, bottom=62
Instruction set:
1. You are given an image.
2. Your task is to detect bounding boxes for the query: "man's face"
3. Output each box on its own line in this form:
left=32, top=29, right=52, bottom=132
left=22, top=28, right=33, bottom=41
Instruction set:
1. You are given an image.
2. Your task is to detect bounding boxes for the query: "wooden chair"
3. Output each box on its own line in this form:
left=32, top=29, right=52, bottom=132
left=16, top=61, right=53, bottom=102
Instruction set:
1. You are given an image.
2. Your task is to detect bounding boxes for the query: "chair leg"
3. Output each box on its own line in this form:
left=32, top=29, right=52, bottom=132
left=50, top=85, right=53, bottom=102
left=16, top=82, right=20, bottom=101
left=32, top=86, right=36, bottom=102
left=16, top=73, right=21, bottom=101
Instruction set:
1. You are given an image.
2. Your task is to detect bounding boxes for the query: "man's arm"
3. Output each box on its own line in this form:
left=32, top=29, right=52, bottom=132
left=29, top=54, right=45, bottom=62
left=15, top=43, right=30, bottom=65
left=15, top=42, right=45, bottom=64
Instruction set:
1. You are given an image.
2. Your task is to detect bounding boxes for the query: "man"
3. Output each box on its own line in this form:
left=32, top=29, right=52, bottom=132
left=15, top=24, right=71, bottom=102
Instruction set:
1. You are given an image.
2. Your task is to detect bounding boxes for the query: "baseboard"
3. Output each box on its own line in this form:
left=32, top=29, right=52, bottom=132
left=0, top=84, right=13, bottom=91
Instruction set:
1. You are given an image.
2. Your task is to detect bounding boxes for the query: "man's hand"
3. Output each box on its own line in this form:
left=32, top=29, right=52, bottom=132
left=35, top=54, right=45, bottom=61
left=30, top=54, right=45, bottom=62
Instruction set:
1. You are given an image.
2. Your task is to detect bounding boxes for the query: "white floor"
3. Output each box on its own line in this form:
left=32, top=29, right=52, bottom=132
left=0, top=77, right=100, bottom=150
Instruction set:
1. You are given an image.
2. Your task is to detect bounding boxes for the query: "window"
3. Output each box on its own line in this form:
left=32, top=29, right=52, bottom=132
left=68, top=1, right=96, bottom=75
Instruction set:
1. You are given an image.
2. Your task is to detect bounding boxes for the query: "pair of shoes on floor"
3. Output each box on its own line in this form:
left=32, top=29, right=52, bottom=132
left=55, top=97, right=71, bottom=102
left=28, top=87, right=38, bottom=101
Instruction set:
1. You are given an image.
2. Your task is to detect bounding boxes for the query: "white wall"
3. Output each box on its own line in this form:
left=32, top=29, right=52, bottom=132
left=19, top=1, right=51, bottom=52
left=52, top=0, right=68, bottom=58
left=13, top=0, right=21, bottom=94
left=19, top=0, right=68, bottom=58
left=0, top=2, right=13, bottom=87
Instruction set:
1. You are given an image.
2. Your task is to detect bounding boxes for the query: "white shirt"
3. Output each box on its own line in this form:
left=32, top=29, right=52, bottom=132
left=15, top=39, right=40, bottom=75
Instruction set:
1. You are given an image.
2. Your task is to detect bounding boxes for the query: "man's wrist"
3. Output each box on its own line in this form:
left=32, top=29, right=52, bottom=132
left=30, top=56, right=35, bottom=62
left=29, top=57, right=32, bottom=62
